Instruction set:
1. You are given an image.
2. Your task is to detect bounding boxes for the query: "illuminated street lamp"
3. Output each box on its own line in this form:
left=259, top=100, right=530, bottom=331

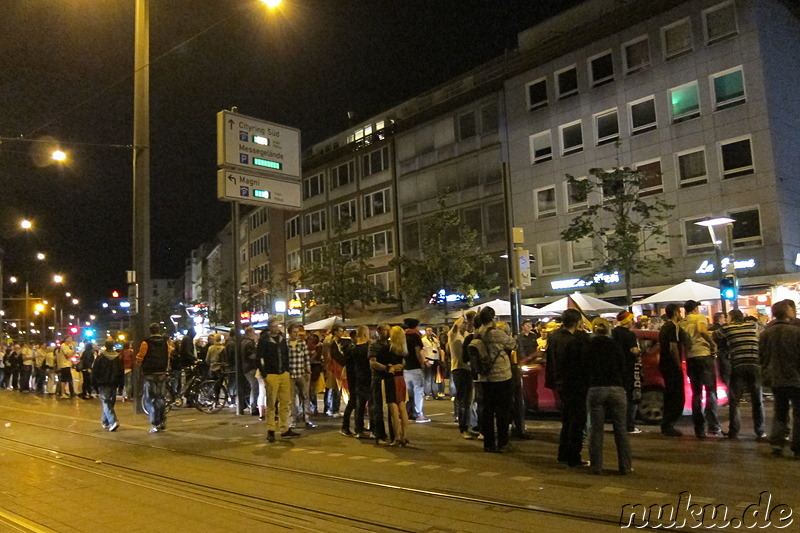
left=20, top=219, right=33, bottom=230
left=51, top=149, right=68, bottom=162
left=295, top=288, right=312, bottom=325
left=36, top=252, right=46, bottom=261
left=695, top=217, right=736, bottom=314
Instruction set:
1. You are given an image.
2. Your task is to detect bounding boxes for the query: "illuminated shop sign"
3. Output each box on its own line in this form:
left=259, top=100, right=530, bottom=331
left=695, top=257, right=756, bottom=275
left=550, top=271, right=620, bottom=290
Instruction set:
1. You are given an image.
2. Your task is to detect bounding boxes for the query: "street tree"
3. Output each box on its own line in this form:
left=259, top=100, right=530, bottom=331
left=301, top=221, right=390, bottom=319
left=391, top=196, right=498, bottom=319
left=561, top=165, right=676, bottom=308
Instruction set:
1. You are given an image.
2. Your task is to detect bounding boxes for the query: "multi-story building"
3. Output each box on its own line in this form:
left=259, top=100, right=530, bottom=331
left=505, top=0, right=800, bottom=310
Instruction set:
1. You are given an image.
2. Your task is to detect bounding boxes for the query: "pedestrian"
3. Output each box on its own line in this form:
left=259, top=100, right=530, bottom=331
left=384, top=326, right=410, bottom=446
left=136, top=323, right=172, bottom=433
left=759, top=300, right=800, bottom=458
left=286, top=324, right=315, bottom=429
left=322, top=326, right=346, bottom=417
left=716, top=309, right=765, bottom=439
left=205, top=334, right=226, bottom=404
left=119, top=342, right=134, bottom=401
left=341, top=325, right=370, bottom=438
left=93, top=340, right=123, bottom=431
left=79, top=342, right=96, bottom=399
left=681, top=300, right=721, bottom=438
left=421, top=327, right=443, bottom=399
left=7, top=344, right=21, bottom=390
left=44, top=344, right=57, bottom=394
left=19, top=342, right=34, bottom=393
left=402, top=318, right=430, bottom=423
left=612, top=311, right=642, bottom=434
left=241, top=326, right=260, bottom=417
left=33, top=344, right=45, bottom=393
left=368, top=324, right=392, bottom=445
left=658, top=304, right=686, bottom=437
left=307, top=333, right=323, bottom=414
left=512, top=320, right=537, bottom=439
left=546, top=309, right=591, bottom=465
left=449, top=314, right=479, bottom=439
left=257, top=318, right=299, bottom=442
left=57, top=336, right=77, bottom=399
left=584, top=317, right=632, bottom=475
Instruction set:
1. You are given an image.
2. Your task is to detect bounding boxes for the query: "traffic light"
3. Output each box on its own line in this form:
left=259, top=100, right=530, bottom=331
left=111, top=290, right=120, bottom=298
left=69, top=326, right=79, bottom=335
left=719, top=274, right=738, bottom=301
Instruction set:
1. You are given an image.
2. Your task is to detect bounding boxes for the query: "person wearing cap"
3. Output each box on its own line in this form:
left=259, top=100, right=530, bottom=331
left=681, top=300, right=721, bottom=438
left=402, top=318, right=430, bottom=423
left=612, top=311, right=642, bottom=434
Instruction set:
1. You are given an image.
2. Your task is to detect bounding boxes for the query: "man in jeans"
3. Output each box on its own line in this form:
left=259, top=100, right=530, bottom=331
left=136, top=323, right=171, bottom=433
left=402, top=318, right=430, bottom=423
left=287, top=324, right=316, bottom=429
left=448, top=315, right=478, bottom=439
left=681, top=300, right=721, bottom=438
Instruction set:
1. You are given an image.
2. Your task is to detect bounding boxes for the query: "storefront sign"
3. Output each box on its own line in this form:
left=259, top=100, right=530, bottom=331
left=695, top=257, right=756, bottom=275
left=550, top=271, right=620, bottom=291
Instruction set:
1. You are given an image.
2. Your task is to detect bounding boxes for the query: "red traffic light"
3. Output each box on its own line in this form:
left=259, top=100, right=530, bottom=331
left=69, top=327, right=79, bottom=335
left=111, top=290, right=120, bottom=298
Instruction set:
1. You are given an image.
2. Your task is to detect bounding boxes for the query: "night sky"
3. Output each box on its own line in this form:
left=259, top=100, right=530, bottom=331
left=0, top=0, right=582, bottom=305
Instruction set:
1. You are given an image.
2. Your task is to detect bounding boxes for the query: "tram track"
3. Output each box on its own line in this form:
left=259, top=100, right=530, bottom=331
left=0, top=406, right=673, bottom=532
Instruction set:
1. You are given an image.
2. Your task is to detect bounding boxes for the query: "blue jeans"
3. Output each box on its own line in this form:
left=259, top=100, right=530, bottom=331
left=452, top=369, right=473, bottom=433
left=587, top=386, right=631, bottom=473
left=97, top=385, right=118, bottom=427
left=403, top=369, right=425, bottom=417
left=686, top=356, right=720, bottom=435
left=728, top=364, right=765, bottom=437
left=143, top=374, right=169, bottom=428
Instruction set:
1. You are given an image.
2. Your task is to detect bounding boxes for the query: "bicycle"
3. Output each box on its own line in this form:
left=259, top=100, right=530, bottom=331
left=195, top=366, right=237, bottom=414
left=140, top=363, right=205, bottom=416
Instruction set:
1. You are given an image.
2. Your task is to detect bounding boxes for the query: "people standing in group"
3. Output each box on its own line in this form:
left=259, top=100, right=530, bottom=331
left=57, top=336, right=76, bottom=399
left=471, top=307, right=516, bottom=453
left=287, top=324, right=316, bottom=430
left=681, top=300, right=721, bottom=438
left=584, top=317, right=632, bottom=475
left=93, top=339, right=123, bottom=432
left=612, top=311, right=642, bottom=434
left=44, top=344, right=57, bottom=394
left=7, top=344, right=21, bottom=390
left=368, top=324, right=393, bottom=445
left=322, top=326, right=346, bottom=417
left=546, top=309, right=591, bottom=466
left=710, top=312, right=731, bottom=388
left=241, top=326, right=260, bottom=417
left=19, top=342, right=34, bottom=393
left=716, top=309, right=765, bottom=439
left=659, top=304, right=686, bottom=437
left=205, top=334, right=227, bottom=403
left=341, top=325, right=371, bottom=438
left=402, top=318, right=430, bottom=423
left=258, top=318, right=300, bottom=442
left=33, top=344, right=45, bottom=393
left=78, top=342, right=96, bottom=399
left=136, top=323, right=172, bottom=433
left=759, top=300, right=800, bottom=458
left=449, top=314, right=479, bottom=439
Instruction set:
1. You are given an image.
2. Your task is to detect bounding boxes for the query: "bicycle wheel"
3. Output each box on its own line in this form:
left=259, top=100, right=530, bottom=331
left=141, top=389, right=174, bottom=415
left=195, top=380, right=224, bottom=414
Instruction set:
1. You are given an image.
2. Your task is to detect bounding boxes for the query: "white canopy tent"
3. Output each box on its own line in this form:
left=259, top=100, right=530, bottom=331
left=535, top=292, right=626, bottom=316
left=634, top=279, right=720, bottom=305
left=447, top=299, right=544, bottom=319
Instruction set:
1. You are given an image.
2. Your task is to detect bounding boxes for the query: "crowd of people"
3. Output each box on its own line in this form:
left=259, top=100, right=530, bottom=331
left=2, top=299, right=798, bottom=471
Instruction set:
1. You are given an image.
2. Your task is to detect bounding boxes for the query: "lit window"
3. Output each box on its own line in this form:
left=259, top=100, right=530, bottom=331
left=704, top=1, right=738, bottom=45
left=363, top=188, right=392, bottom=218
left=527, top=78, right=548, bottom=110
left=636, top=159, right=663, bottom=196
left=594, top=109, right=619, bottom=146
left=720, top=137, right=754, bottom=179
left=556, top=66, right=578, bottom=99
left=623, top=37, right=650, bottom=75
left=589, top=52, right=614, bottom=87
left=560, top=120, right=583, bottom=156
left=662, top=19, right=693, bottom=59
left=535, top=186, right=557, bottom=219
left=538, top=242, right=561, bottom=276
left=629, top=96, right=657, bottom=134
left=712, top=68, right=746, bottom=110
left=670, top=81, right=700, bottom=122
left=677, top=149, right=707, bottom=187
left=529, top=130, right=552, bottom=164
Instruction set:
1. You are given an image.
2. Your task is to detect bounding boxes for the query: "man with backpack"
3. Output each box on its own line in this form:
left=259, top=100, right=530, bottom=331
left=93, top=340, right=124, bottom=431
left=136, top=323, right=172, bottom=433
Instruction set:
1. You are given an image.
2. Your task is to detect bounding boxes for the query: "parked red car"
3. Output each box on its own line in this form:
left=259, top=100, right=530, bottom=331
left=520, top=329, right=728, bottom=424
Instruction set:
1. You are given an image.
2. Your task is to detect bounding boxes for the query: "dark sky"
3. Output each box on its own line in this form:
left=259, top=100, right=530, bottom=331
left=0, top=0, right=581, bottom=305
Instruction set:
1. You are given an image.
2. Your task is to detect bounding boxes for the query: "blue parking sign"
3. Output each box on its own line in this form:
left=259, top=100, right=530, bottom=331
left=239, top=131, right=248, bottom=142
left=240, top=154, right=249, bottom=165
left=240, top=186, right=250, bottom=197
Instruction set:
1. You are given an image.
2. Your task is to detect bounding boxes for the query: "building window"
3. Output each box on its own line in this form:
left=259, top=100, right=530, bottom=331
left=330, top=160, right=355, bottom=189
left=623, top=36, right=650, bottom=75
left=677, top=149, right=707, bottom=187
left=403, top=221, right=420, bottom=252
left=712, top=67, right=746, bottom=110
left=302, top=173, right=325, bottom=199
left=285, top=216, right=301, bottom=239
left=670, top=81, right=700, bottom=122
left=529, top=130, right=552, bottom=164
left=526, top=78, right=547, bottom=110
left=287, top=250, right=301, bottom=271
left=535, top=186, right=557, bottom=219
left=560, top=120, right=583, bottom=156
left=332, top=199, right=356, bottom=224
left=480, top=103, right=499, bottom=134
left=538, top=242, right=561, bottom=276
left=458, top=111, right=477, bottom=140
left=368, top=271, right=396, bottom=295
left=636, top=159, right=663, bottom=196
left=370, top=229, right=394, bottom=257
left=629, top=96, right=657, bottom=135
left=569, top=238, right=593, bottom=270
left=303, top=209, right=326, bottom=235
left=594, top=109, right=619, bottom=146
left=704, top=1, right=738, bottom=45
left=303, top=247, right=322, bottom=265
left=720, top=137, right=754, bottom=179
left=589, top=51, right=614, bottom=87
left=363, top=188, right=392, bottom=218
left=566, top=178, right=588, bottom=213
left=729, top=207, right=762, bottom=248
left=484, top=203, right=505, bottom=243
left=684, top=217, right=714, bottom=254
left=662, top=18, right=693, bottom=59
left=362, top=146, right=390, bottom=177
left=556, top=66, right=578, bottom=99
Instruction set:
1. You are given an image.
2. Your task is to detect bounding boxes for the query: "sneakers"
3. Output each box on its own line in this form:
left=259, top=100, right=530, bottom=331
left=267, top=430, right=276, bottom=443
left=149, top=427, right=160, bottom=434
left=102, top=423, right=110, bottom=430
left=305, top=421, right=318, bottom=429
left=627, top=427, right=643, bottom=435
left=461, top=431, right=476, bottom=440
left=341, top=429, right=354, bottom=437
left=281, top=429, right=301, bottom=438
left=108, top=422, right=119, bottom=432
left=415, top=417, right=431, bottom=424
left=375, top=439, right=389, bottom=446
left=353, top=432, right=367, bottom=439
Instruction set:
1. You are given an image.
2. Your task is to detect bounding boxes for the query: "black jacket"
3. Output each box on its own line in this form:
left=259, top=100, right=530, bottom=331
left=257, top=331, right=289, bottom=375
left=141, top=335, right=170, bottom=374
